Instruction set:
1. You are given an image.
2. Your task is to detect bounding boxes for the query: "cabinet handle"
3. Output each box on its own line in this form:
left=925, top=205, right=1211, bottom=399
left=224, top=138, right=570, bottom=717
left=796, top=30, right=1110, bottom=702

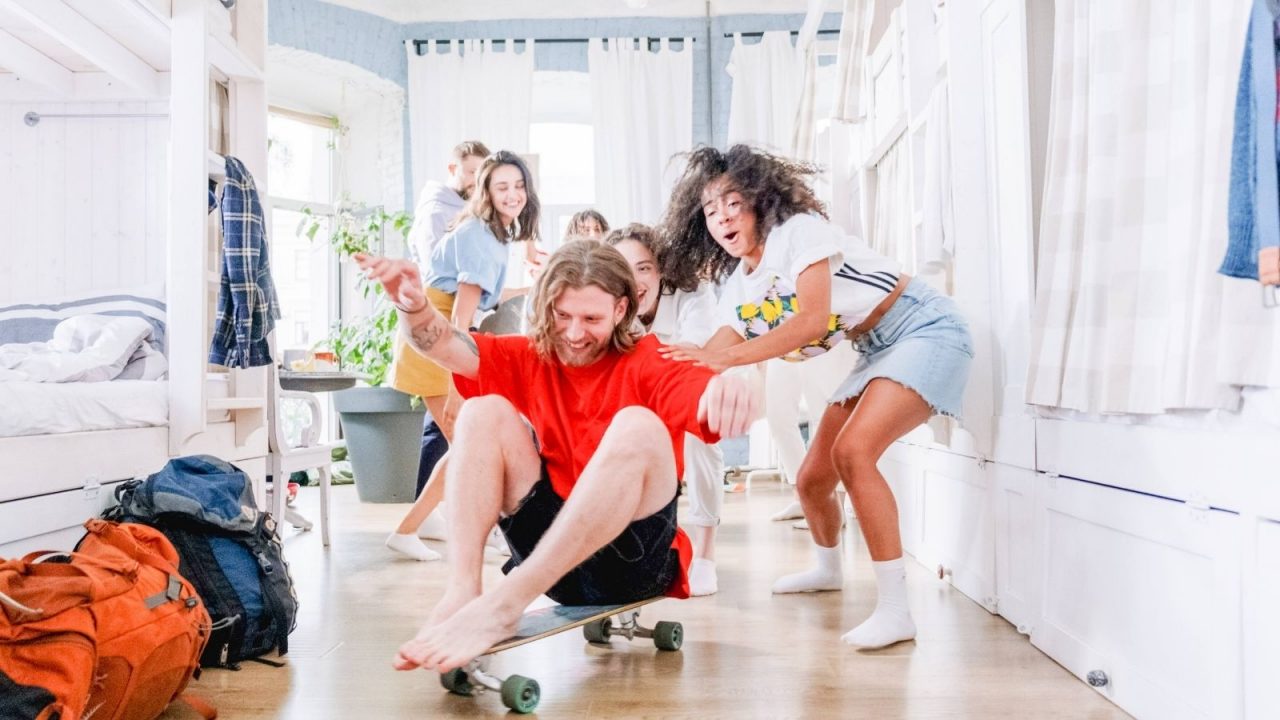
left=1086, top=670, right=1109, bottom=688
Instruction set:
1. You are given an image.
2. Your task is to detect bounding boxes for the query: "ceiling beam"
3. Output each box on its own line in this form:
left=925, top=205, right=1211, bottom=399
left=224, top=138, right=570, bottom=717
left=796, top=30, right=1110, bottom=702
left=0, top=0, right=160, bottom=97
left=0, top=28, right=73, bottom=97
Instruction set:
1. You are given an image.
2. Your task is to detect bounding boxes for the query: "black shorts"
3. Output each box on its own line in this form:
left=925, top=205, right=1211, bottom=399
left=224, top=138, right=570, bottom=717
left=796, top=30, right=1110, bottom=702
left=497, top=472, right=681, bottom=606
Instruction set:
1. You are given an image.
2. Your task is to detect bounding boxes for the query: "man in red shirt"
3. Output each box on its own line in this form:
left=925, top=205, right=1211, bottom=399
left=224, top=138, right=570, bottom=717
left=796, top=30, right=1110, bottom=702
left=355, top=241, right=760, bottom=674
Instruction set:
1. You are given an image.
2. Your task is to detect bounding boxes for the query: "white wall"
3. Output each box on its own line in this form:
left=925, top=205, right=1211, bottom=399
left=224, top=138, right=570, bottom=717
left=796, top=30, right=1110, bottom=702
left=0, top=101, right=168, bottom=303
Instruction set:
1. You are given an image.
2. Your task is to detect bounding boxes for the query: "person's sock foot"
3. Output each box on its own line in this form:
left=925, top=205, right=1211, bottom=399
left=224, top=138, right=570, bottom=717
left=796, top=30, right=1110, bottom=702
left=689, top=558, right=718, bottom=596
left=386, top=532, right=442, bottom=562
left=416, top=507, right=448, bottom=541
left=841, top=607, right=916, bottom=648
left=771, top=500, right=804, bottom=521
left=771, top=544, right=843, bottom=593
left=484, top=526, right=511, bottom=556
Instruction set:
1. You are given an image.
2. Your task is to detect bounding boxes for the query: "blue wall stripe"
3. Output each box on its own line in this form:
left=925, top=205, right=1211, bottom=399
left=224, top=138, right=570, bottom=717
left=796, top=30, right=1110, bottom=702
left=267, top=1, right=842, bottom=209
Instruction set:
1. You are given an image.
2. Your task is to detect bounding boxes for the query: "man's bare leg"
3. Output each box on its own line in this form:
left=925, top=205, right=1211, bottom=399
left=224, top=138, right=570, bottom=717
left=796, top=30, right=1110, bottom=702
left=393, top=396, right=540, bottom=671
left=397, top=406, right=678, bottom=673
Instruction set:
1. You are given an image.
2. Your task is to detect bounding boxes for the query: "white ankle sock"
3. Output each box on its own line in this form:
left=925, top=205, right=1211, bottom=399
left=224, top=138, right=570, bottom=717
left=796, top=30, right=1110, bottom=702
left=771, top=543, right=843, bottom=593
left=770, top=500, right=805, bottom=521
left=689, top=558, right=718, bottom=596
left=484, top=526, right=511, bottom=556
left=415, top=506, right=448, bottom=541
left=385, top=532, right=442, bottom=562
left=842, top=557, right=916, bottom=648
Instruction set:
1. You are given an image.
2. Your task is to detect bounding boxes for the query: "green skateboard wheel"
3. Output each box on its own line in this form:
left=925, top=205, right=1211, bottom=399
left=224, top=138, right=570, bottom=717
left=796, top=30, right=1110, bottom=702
left=500, top=674, right=540, bottom=713
left=653, top=621, right=683, bottom=651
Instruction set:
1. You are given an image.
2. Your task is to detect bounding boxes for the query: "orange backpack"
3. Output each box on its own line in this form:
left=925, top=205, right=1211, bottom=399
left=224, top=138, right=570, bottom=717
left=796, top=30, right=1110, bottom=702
left=0, top=519, right=213, bottom=720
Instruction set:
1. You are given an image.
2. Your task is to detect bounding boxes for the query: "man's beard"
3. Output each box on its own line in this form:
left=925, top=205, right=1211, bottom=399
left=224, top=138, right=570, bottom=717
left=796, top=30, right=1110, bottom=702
left=554, top=336, right=609, bottom=367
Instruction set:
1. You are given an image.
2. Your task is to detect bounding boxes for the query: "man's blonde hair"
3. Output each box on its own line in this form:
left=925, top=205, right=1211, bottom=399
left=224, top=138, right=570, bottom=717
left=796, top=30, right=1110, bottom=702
left=529, top=240, right=641, bottom=359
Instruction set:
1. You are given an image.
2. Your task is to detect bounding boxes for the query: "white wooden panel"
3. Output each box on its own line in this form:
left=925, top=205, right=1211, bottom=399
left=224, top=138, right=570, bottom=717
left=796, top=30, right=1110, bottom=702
left=1244, top=518, right=1280, bottom=719
left=0, top=102, right=167, bottom=303
left=36, top=100, right=66, bottom=289
left=976, top=0, right=1035, bottom=471
left=0, top=479, right=126, bottom=552
left=992, top=463, right=1039, bottom=633
left=916, top=449, right=996, bottom=611
left=0, top=426, right=168, bottom=503
left=1034, top=477, right=1243, bottom=719
left=0, top=105, right=13, bottom=295
left=1036, top=418, right=1280, bottom=518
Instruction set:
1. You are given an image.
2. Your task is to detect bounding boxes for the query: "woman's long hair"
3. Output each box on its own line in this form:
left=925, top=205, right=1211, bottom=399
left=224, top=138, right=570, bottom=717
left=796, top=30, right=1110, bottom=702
left=528, top=240, right=641, bottom=360
left=657, top=144, right=826, bottom=289
left=453, top=150, right=541, bottom=244
left=603, top=223, right=698, bottom=295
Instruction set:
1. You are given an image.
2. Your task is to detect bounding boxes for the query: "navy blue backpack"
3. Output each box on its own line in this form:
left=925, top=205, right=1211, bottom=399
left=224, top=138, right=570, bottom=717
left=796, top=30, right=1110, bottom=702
left=104, top=455, right=298, bottom=668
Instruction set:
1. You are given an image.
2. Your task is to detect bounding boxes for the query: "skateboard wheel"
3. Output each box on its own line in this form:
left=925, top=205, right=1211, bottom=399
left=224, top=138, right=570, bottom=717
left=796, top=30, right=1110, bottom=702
left=653, top=621, right=683, bottom=651
left=582, top=617, right=612, bottom=644
left=439, top=668, right=474, bottom=696
left=500, top=674, right=540, bottom=713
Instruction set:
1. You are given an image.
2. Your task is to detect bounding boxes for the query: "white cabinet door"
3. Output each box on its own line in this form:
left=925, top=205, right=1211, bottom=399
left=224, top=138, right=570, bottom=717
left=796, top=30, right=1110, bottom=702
left=992, top=463, right=1040, bottom=634
left=1034, top=476, right=1243, bottom=719
left=916, top=447, right=996, bottom=612
left=1245, top=518, right=1280, bottom=719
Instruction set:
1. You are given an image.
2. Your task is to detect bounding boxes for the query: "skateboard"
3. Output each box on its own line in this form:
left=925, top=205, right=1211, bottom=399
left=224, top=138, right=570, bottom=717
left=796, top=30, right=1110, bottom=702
left=438, top=595, right=683, bottom=714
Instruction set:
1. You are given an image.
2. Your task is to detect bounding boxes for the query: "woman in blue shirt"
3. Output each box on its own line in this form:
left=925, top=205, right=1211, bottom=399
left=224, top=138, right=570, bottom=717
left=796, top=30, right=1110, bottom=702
left=386, top=151, right=540, bottom=561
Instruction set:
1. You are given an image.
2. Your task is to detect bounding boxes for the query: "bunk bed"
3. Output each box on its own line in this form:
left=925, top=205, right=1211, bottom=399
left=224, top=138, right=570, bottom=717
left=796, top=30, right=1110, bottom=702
left=0, top=0, right=270, bottom=556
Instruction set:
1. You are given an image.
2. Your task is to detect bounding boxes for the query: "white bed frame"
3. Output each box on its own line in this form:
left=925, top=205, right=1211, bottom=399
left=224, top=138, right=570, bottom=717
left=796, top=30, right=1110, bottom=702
left=0, top=0, right=270, bottom=556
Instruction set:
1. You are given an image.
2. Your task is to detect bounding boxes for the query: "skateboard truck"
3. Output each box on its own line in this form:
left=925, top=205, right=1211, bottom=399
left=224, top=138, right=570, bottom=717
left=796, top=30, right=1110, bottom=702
left=439, top=604, right=683, bottom=714
left=581, top=606, right=683, bottom=650
left=441, top=659, right=540, bottom=714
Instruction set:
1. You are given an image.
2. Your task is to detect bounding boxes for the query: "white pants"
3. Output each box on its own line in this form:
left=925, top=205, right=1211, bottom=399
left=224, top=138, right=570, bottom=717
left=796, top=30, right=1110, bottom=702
left=764, top=342, right=857, bottom=482
left=683, top=434, right=724, bottom=527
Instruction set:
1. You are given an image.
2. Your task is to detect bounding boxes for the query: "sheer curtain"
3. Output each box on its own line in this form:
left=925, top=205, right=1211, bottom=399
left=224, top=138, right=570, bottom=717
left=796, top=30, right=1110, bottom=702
left=587, top=38, right=693, bottom=226
left=1027, top=0, right=1262, bottom=414
left=726, top=32, right=803, bottom=152
left=405, top=39, right=534, bottom=202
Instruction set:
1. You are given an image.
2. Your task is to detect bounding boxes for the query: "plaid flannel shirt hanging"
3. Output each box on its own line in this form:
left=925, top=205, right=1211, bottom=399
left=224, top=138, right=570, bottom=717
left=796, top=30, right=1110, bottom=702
left=209, top=156, right=280, bottom=368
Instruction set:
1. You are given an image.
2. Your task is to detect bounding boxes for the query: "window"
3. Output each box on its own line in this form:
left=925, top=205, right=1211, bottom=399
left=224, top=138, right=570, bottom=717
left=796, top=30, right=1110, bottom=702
left=266, top=109, right=338, bottom=354
left=528, top=71, right=596, bottom=253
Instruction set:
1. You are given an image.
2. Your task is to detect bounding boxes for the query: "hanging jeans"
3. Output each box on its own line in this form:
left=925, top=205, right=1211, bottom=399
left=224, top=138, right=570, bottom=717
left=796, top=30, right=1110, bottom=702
left=1223, top=0, right=1280, bottom=281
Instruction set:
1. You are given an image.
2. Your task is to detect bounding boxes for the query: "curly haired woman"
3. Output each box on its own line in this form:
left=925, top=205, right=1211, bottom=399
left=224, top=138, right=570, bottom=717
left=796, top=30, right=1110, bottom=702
left=658, top=145, right=973, bottom=649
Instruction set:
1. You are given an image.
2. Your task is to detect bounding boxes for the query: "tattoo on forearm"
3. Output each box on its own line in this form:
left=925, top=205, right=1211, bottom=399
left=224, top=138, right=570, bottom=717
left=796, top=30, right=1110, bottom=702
left=410, top=315, right=448, bottom=353
left=453, top=328, right=479, bottom=356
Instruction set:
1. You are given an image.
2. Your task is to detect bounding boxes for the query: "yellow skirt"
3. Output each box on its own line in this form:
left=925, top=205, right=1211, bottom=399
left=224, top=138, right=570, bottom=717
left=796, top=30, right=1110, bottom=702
left=388, top=287, right=455, bottom=399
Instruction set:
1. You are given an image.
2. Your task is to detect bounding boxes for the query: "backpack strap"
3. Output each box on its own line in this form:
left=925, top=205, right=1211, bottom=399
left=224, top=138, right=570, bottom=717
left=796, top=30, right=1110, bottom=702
left=178, top=691, right=218, bottom=719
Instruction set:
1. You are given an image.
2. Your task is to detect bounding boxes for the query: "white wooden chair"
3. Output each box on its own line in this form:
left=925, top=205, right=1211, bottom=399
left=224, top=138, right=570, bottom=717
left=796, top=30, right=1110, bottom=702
left=267, top=364, right=344, bottom=547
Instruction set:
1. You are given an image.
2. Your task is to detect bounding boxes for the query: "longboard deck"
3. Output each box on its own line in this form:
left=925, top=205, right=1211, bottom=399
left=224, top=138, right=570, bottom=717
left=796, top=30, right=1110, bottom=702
left=486, top=596, right=662, bottom=654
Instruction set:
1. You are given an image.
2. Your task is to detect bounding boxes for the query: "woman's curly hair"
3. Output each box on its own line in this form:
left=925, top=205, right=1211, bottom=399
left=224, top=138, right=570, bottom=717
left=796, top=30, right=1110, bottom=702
left=657, top=144, right=826, bottom=288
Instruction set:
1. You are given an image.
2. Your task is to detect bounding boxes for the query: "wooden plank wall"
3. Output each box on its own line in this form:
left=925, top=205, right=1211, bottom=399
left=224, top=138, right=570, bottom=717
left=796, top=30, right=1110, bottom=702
left=0, top=101, right=167, bottom=303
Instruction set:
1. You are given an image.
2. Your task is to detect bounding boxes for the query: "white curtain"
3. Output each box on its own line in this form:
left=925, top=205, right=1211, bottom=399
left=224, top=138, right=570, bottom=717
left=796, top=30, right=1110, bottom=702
left=870, top=137, right=913, bottom=271
left=726, top=32, right=803, bottom=152
left=588, top=38, right=693, bottom=226
left=1027, top=0, right=1267, bottom=415
left=405, top=39, right=534, bottom=202
left=832, top=0, right=875, bottom=122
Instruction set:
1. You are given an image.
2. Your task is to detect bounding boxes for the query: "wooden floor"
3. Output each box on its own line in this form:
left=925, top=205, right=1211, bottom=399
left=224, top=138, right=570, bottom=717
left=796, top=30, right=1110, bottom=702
left=164, top=480, right=1129, bottom=719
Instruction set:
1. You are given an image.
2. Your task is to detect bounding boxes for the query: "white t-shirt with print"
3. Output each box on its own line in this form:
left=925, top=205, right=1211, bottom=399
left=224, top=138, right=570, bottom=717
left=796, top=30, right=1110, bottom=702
left=714, top=213, right=902, bottom=362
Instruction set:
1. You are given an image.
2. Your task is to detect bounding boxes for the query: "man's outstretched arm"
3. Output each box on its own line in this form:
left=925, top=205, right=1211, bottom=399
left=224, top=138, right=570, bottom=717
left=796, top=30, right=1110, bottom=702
left=354, top=253, right=481, bottom=379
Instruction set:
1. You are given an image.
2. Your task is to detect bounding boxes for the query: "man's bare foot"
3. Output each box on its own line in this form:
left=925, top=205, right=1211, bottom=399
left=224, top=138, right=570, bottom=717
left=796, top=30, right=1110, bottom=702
left=392, top=592, right=522, bottom=673
left=425, top=586, right=479, bottom=628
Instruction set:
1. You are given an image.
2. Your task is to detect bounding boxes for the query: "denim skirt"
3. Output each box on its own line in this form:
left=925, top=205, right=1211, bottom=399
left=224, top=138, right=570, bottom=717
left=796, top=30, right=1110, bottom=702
left=829, top=278, right=973, bottom=419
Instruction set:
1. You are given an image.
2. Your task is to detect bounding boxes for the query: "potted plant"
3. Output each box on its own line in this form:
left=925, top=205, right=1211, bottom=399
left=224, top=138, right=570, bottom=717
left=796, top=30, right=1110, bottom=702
left=308, top=206, right=424, bottom=503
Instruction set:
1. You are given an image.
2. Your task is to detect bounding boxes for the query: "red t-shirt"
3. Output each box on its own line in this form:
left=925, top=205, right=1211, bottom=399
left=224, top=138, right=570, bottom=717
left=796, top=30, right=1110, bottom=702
left=452, top=332, right=719, bottom=598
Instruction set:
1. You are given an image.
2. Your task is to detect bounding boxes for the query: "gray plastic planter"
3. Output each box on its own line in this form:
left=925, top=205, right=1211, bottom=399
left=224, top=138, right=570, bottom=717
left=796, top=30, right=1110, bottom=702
left=332, top=386, right=424, bottom=503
